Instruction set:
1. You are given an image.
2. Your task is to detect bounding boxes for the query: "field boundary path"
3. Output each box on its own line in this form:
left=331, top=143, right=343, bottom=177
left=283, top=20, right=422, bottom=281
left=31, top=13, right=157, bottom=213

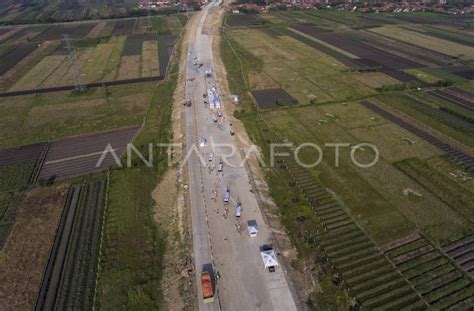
left=0, top=75, right=164, bottom=97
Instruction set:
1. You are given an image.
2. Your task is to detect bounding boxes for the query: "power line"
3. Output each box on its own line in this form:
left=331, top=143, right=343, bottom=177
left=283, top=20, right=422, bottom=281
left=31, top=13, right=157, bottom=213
left=62, top=34, right=85, bottom=92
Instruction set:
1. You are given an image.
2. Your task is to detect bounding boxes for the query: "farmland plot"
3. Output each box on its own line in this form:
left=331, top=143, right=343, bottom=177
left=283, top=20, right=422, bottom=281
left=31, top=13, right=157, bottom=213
left=157, top=35, right=177, bottom=77
left=225, top=13, right=264, bottom=27
left=385, top=236, right=474, bottom=309
left=38, top=126, right=139, bottom=181
left=141, top=41, right=160, bottom=78
left=96, top=77, right=176, bottom=310
left=263, top=105, right=469, bottom=242
left=80, top=41, right=117, bottom=83
left=370, top=26, right=474, bottom=59
left=0, top=43, right=37, bottom=76
left=117, top=55, right=141, bottom=80
left=41, top=47, right=96, bottom=88
left=227, top=28, right=375, bottom=105
left=443, top=234, right=474, bottom=279
left=166, top=15, right=183, bottom=33
left=0, top=183, right=69, bottom=310
left=375, top=95, right=474, bottom=148
left=0, top=82, right=153, bottom=148
left=36, top=179, right=106, bottom=310
left=9, top=55, right=67, bottom=91
left=222, top=10, right=474, bottom=309
left=86, top=21, right=107, bottom=38
left=255, top=125, right=425, bottom=309
left=112, top=19, right=136, bottom=36
left=251, top=88, right=296, bottom=109
left=103, top=35, right=126, bottom=81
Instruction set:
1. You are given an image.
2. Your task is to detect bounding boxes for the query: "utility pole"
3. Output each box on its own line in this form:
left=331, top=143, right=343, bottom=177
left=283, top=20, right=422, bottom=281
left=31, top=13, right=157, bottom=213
left=63, top=34, right=85, bottom=92
left=147, top=0, right=152, bottom=31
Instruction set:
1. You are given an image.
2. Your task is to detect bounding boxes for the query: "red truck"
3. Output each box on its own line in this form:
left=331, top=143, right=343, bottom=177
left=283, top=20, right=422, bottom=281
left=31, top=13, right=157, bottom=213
left=201, top=272, right=215, bottom=303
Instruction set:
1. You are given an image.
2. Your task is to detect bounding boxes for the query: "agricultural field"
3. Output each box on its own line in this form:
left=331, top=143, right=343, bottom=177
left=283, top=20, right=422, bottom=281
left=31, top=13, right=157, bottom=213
left=96, top=62, right=176, bottom=310
left=0, top=0, right=140, bottom=23
left=251, top=88, right=296, bottom=109
left=0, top=14, right=187, bottom=93
left=0, top=143, right=47, bottom=246
left=0, top=183, right=70, bottom=310
left=221, top=10, right=474, bottom=309
left=36, top=179, right=107, bottom=310
left=0, top=82, right=154, bottom=149
left=385, top=235, right=474, bottom=309
left=0, top=6, right=184, bottom=311
left=38, top=126, right=139, bottom=181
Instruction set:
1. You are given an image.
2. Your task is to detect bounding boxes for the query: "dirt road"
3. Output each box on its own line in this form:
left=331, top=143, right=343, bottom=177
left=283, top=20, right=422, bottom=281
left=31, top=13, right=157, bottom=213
left=184, top=1, right=298, bottom=310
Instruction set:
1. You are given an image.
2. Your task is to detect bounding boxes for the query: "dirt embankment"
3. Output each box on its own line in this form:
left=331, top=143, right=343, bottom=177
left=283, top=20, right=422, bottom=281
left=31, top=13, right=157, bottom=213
left=0, top=183, right=69, bottom=310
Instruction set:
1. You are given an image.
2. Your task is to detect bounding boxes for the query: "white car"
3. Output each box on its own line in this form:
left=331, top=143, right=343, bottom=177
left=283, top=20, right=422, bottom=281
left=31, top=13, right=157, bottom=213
left=224, top=189, right=230, bottom=204
left=208, top=152, right=214, bottom=162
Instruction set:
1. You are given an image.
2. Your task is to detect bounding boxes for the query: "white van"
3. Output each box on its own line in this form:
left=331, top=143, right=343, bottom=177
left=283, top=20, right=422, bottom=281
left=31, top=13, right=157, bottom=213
left=224, top=189, right=230, bottom=204
left=235, top=201, right=241, bottom=219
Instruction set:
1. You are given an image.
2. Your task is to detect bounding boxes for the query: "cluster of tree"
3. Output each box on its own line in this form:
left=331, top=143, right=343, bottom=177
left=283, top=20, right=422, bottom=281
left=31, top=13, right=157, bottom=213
left=0, top=6, right=189, bottom=25
left=439, top=106, right=474, bottom=124
left=434, top=79, right=454, bottom=87
left=378, top=81, right=422, bottom=92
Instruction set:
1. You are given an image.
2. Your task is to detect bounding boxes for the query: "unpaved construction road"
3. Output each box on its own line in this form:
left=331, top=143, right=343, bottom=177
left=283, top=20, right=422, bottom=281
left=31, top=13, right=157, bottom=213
left=184, top=1, right=298, bottom=310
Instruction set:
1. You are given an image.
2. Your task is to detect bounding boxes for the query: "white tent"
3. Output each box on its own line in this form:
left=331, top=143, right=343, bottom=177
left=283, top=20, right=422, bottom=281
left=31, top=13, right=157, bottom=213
left=260, top=250, right=279, bottom=269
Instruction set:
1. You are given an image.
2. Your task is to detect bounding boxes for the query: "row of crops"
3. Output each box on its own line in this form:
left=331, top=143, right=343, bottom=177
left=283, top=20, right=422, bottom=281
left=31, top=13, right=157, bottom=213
left=385, top=236, right=474, bottom=309
left=443, top=235, right=474, bottom=281
left=36, top=178, right=107, bottom=310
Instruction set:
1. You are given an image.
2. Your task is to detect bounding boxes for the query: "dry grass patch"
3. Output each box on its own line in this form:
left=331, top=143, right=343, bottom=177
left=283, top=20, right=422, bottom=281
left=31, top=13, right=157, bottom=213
left=117, top=55, right=140, bottom=80
left=141, top=40, right=160, bottom=77
left=86, top=21, right=107, bottom=38
left=9, top=55, right=67, bottom=91
left=370, top=25, right=474, bottom=59
left=80, top=43, right=116, bottom=82
left=354, top=72, right=400, bottom=89
left=0, top=183, right=69, bottom=310
left=42, top=47, right=95, bottom=87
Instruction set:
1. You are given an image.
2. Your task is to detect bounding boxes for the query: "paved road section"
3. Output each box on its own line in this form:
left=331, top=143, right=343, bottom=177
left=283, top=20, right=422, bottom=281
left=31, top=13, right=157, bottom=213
left=184, top=2, right=298, bottom=310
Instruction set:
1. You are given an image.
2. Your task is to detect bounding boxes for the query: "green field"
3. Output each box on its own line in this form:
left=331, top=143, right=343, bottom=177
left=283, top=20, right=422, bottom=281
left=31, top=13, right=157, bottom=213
left=221, top=11, right=474, bottom=308
left=226, top=28, right=376, bottom=106
left=0, top=82, right=155, bottom=148
left=96, top=44, right=177, bottom=309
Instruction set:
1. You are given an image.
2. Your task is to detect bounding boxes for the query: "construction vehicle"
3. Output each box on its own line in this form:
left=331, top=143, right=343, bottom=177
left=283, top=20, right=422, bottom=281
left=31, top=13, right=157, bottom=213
left=201, top=272, right=215, bottom=303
